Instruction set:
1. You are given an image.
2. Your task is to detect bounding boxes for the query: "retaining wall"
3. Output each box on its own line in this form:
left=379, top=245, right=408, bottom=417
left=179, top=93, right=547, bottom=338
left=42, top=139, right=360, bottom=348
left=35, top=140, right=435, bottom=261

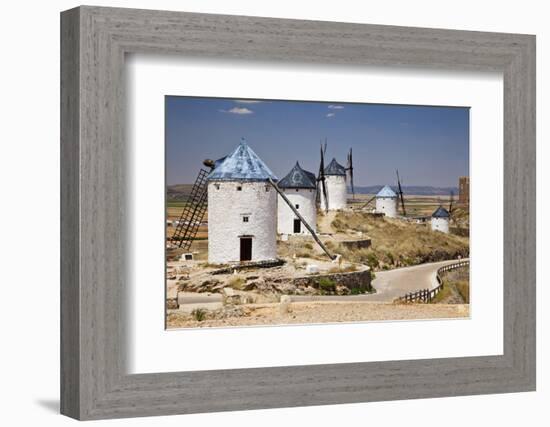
left=287, top=268, right=372, bottom=292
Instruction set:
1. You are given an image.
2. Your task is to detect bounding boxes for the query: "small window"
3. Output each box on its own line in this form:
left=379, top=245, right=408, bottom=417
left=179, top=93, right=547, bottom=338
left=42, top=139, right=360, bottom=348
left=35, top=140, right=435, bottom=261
left=295, top=204, right=300, bottom=209
left=214, top=184, right=220, bottom=190
left=243, top=216, right=249, bottom=223
left=295, top=189, right=299, bottom=192
left=237, top=186, right=242, bottom=191
left=265, top=186, right=270, bottom=192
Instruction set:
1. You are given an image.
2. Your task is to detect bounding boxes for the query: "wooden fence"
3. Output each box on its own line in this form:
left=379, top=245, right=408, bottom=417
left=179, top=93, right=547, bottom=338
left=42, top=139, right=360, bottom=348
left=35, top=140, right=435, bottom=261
left=394, top=260, right=469, bottom=303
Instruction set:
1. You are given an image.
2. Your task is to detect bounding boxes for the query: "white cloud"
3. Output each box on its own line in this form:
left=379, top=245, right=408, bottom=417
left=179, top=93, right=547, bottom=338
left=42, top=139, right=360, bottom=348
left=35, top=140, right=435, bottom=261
left=326, top=113, right=335, bottom=118
left=220, top=107, right=254, bottom=115
left=328, top=105, right=344, bottom=109
left=234, top=100, right=264, bottom=104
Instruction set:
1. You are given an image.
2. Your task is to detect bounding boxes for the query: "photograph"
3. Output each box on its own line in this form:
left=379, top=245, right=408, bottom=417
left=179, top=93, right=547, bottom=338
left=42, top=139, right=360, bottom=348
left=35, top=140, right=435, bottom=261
left=165, top=96, right=470, bottom=329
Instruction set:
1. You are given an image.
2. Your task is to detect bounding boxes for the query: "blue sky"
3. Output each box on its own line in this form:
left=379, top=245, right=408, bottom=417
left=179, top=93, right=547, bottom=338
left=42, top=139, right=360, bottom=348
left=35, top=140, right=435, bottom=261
left=166, top=96, right=469, bottom=187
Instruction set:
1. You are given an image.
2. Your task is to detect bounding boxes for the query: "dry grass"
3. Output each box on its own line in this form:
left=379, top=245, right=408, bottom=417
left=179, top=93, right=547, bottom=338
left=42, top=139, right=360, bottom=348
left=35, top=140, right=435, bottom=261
left=432, top=284, right=455, bottom=303
left=327, top=264, right=358, bottom=274
left=331, top=211, right=469, bottom=270
left=433, top=267, right=470, bottom=304
left=446, top=268, right=470, bottom=303
left=455, top=281, right=470, bottom=303
left=227, top=276, right=246, bottom=290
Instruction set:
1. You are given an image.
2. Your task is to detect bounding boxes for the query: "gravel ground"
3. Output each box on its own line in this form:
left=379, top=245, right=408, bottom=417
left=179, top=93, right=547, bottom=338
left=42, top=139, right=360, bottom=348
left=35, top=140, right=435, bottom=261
left=167, top=301, right=469, bottom=329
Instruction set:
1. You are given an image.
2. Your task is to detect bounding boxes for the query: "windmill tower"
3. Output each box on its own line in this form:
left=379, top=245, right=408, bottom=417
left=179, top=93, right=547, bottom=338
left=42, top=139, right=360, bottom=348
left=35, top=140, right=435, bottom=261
left=375, top=185, right=398, bottom=217
left=277, top=162, right=317, bottom=236
left=207, top=139, right=278, bottom=264
left=319, top=157, right=347, bottom=211
left=431, top=206, right=450, bottom=233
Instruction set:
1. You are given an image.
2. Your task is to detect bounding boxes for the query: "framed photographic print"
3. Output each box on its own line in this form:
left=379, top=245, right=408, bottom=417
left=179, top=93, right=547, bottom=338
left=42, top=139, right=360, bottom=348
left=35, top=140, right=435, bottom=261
left=61, top=6, right=535, bottom=420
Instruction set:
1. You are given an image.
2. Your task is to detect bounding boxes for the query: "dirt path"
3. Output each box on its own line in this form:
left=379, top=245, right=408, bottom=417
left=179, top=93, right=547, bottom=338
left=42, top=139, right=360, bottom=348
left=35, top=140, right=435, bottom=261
left=317, top=211, right=339, bottom=234
left=167, top=300, right=469, bottom=329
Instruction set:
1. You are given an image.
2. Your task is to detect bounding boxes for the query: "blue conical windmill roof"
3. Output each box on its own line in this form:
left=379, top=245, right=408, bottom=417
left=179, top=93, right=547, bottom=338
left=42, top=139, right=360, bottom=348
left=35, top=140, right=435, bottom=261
left=208, top=139, right=278, bottom=182
left=432, top=206, right=450, bottom=218
left=376, top=185, right=397, bottom=198
left=324, top=158, right=346, bottom=176
left=278, top=162, right=317, bottom=189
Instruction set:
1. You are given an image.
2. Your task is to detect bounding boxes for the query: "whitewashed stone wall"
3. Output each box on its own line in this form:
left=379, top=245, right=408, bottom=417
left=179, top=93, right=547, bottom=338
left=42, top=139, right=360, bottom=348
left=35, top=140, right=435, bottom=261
left=319, top=175, right=347, bottom=210
left=376, top=197, right=397, bottom=217
left=208, top=181, right=277, bottom=264
left=277, top=188, right=317, bottom=235
left=431, top=217, right=450, bottom=233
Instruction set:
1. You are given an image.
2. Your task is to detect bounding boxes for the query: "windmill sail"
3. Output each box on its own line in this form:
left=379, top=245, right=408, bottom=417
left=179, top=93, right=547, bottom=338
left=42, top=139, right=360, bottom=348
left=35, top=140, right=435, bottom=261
left=396, top=169, right=406, bottom=216
left=318, top=142, right=329, bottom=212
left=170, top=168, right=209, bottom=250
left=347, top=148, right=355, bottom=199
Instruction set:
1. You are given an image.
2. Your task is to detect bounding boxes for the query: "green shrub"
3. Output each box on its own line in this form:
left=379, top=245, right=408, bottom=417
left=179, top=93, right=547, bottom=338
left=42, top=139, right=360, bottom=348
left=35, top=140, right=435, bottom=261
left=364, top=252, right=379, bottom=270
left=191, top=308, right=207, bottom=322
left=318, top=277, right=336, bottom=292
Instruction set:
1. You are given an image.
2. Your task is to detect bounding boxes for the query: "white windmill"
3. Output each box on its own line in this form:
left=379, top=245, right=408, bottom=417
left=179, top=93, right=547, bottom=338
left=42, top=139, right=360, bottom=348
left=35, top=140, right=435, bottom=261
left=277, top=162, right=317, bottom=236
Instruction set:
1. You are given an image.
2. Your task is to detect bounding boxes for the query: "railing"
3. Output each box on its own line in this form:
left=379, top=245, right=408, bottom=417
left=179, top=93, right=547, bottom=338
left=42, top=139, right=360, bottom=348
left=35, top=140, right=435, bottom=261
left=394, top=260, right=469, bottom=303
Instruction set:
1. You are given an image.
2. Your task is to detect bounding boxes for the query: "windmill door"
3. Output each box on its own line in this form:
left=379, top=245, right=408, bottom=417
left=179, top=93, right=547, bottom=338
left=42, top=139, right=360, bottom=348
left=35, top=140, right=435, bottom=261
left=293, top=219, right=301, bottom=233
left=240, top=237, right=252, bottom=262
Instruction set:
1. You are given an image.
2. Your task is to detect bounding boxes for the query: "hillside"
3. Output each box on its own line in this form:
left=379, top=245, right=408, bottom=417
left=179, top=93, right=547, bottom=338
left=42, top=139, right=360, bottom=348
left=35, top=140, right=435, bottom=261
left=327, top=211, right=469, bottom=270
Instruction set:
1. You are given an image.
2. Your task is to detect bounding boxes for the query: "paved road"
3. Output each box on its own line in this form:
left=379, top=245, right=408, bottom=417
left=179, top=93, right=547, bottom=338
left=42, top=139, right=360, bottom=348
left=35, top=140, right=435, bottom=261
left=363, top=259, right=464, bottom=302
left=291, top=259, right=465, bottom=303
left=175, top=259, right=466, bottom=307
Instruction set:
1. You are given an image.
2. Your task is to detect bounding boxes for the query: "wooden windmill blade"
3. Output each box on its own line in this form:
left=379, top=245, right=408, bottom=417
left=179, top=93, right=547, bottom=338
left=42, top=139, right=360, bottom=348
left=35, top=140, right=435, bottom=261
left=268, top=178, right=335, bottom=260
left=449, top=190, right=454, bottom=219
left=347, top=148, right=355, bottom=199
left=360, top=194, right=376, bottom=209
left=318, top=143, right=329, bottom=212
left=396, top=169, right=406, bottom=216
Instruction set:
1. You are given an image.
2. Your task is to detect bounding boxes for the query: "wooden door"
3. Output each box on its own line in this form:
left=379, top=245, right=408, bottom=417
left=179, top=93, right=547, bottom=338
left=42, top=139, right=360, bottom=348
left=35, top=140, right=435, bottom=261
left=293, top=219, right=301, bottom=233
left=240, top=237, right=252, bottom=261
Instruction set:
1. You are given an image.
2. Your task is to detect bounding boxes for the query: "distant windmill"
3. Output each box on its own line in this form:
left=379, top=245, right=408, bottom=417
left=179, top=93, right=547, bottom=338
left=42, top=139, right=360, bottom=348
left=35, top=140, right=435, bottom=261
left=346, top=148, right=355, bottom=199
left=396, top=169, right=407, bottom=217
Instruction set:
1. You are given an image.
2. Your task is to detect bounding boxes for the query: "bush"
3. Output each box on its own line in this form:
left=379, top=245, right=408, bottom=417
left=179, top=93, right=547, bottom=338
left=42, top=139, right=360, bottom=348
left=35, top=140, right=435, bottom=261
left=318, top=277, right=336, bottom=292
left=191, top=308, right=207, bottom=322
left=303, top=242, right=313, bottom=250
left=364, top=252, right=379, bottom=270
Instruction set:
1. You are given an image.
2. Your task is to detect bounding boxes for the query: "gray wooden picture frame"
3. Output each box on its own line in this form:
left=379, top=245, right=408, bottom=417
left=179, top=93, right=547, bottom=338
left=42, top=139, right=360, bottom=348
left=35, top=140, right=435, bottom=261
left=60, top=5, right=536, bottom=420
